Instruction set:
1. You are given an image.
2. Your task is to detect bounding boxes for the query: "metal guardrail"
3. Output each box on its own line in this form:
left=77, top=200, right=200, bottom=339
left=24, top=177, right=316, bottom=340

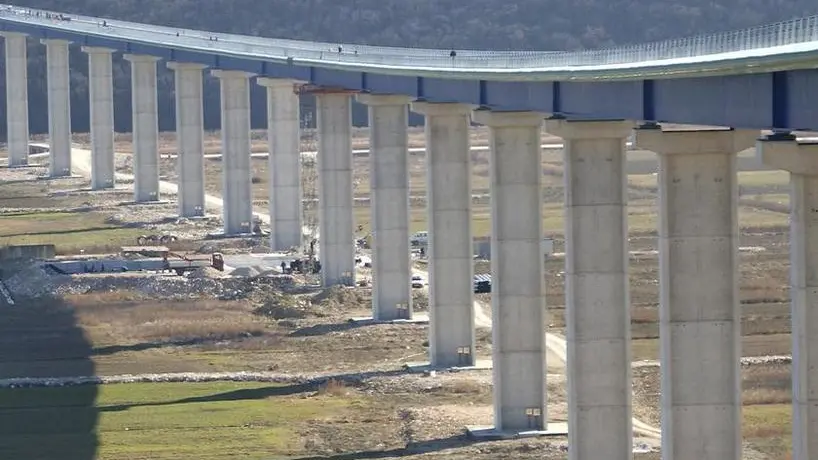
left=0, top=4, right=817, bottom=71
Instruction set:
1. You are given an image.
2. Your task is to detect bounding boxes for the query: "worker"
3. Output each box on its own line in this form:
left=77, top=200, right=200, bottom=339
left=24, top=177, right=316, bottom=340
left=280, top=261, right=286, bottom=273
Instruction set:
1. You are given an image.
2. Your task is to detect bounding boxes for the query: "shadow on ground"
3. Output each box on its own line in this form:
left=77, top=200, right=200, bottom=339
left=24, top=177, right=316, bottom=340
left=292, top=433, right=490, bottom=459
left=99, top=368, right=409, bottom=413
left=0, top=294, right=99, bottom=459
left=91, top=330, right=266, bottom=356
left=289, top=319, right=373, bottom=337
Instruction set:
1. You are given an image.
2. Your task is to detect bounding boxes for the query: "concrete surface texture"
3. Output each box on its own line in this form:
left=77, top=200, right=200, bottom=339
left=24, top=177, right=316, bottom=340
left=412, top=102, right=476, bottom=367
left=83, top=46, right=116, bottom=190
left=756, top=138, right=818, bottom=460
left=258, top=78, right=303, bottom=250
left=214, top=70, right=255, bottom=235
left=124, top=54, right=161, bottom=202
left=359, top=94, right=413, bottom=320
left=42, top=39, right=72, bottom=178
left=473, top=109, right=548, bottom=433
left=546, top=119, right=635, bottom=460
left=169, top=62, right=207, bottom=217
left=636, top=128, right=756, bottom=460
left=3, top=32, right=28, bottom=167
left=316, top=92, right=356, bottom=287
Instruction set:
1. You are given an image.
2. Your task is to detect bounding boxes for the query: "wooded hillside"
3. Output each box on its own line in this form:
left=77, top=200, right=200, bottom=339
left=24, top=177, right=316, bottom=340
left=1, top=0, right=815, bottom=136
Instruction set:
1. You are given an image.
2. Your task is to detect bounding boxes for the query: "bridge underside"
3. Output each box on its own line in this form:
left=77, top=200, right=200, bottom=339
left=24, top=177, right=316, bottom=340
left=2, top=21, right=817, bottom=131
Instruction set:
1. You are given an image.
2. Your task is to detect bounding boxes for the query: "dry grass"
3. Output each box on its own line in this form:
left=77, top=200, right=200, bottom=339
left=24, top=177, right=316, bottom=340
left=67, top=292, right=269, bottom=346
left=447, top=379, right=484, bottom=395
left=743, top=365, right=791, bottom=405
left=317, top=378, right=350, bottom=397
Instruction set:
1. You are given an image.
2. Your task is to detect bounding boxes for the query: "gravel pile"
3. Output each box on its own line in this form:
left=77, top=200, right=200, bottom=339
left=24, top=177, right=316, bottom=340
left=3, top=264, right=67, bottom=298
left=54, top=274, right=248, bottom=300
left=0, top=371, right=308, bottom=388
left=5, top=263, right=300, bottom=302
left=633, top=354, right=791, bottom=369
left=0, top=368, right=399, bottom=389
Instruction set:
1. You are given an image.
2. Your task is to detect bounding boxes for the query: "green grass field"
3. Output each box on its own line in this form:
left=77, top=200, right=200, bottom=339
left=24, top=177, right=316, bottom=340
left=0, top=211, right=144, bottom=254
left=0, top=381, right=359, bottom=460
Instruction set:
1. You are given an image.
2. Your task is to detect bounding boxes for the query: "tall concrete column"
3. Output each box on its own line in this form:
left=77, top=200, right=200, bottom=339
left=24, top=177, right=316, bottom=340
left=82, top=47, right=115, bottom=190
left=168, top=62, right=207, bottom=217
left=123, top=54, right=160, bottom=202
left=756, top=136, right=818, bottom=460
left=472, top=109, right=547, bottom=433
left=258, top=78, right=302, bottom=250
left=412, top=102, right=475, bottom=367
left=212, top=70, right=255, bottom=235
left=636, top=127, right=755, bottom=460
left=358, top=94, right=413, bottom=321
left=41, top=39, right=72, bottom=177
left=2, top=32, right=29, bottom=167
left=545, top=119, right=634, bottom=460
left=315, top=91, right=356, bottom=287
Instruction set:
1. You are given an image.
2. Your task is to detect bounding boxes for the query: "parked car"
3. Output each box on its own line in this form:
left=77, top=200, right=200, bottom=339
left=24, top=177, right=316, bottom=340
left=411, top=274, right=425, bottom=288
left=473, top=274, right=491, bottom=293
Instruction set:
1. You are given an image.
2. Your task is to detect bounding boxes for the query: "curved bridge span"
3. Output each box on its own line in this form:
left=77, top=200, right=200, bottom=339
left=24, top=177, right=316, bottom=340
left=3, top=5, right=818, bottom=460
left=1, top=4, right=818, bottom=129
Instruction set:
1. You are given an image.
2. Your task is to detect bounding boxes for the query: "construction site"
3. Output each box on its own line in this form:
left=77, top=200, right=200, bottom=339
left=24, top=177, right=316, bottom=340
left=0, top=125, right=798, bottom=460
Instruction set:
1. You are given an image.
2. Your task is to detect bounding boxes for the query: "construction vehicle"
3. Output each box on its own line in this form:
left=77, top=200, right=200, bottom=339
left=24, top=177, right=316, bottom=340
left=283, top=258, right=321, bottom=275
left=136, top=234, right=179, bottom=246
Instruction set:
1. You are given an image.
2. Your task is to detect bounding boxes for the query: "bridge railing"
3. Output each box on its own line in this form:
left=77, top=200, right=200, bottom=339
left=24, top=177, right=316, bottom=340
left=1, top=4, right=817, bottom=70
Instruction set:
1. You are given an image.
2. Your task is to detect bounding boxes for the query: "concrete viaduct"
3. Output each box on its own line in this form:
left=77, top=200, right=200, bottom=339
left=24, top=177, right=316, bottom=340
left=2, top=4, right=818, bottom=459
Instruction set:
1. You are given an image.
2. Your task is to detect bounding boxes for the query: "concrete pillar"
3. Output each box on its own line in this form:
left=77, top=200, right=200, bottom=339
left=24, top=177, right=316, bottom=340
left=258, top=78, right=302, bottom=250
left=358, top=94, right=413, bottom=321
left=2, top=32, right=29, bottom=167
left=635, top=127, right=756, bottom=460
left=212, top=70, right=255, bottom=235
left=123, top=54, right=161, bottom=202
left=168, top=62, right=207, bottom=217
left=472, top=109, right=547, bottom=432
left=545, top=119, right=634, bottom=459
left=756, top=136, right=818, bottom=460
left=82, top=47, right=115, bottom=190
left=412, top=101, right=475, bottom=367
left=41, top=39, right=72, bottom=177
left=315, top=92, right=356, bottom=287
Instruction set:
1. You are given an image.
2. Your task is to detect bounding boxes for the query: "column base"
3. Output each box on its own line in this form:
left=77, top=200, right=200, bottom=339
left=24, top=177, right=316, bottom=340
left=404, top=359, right=492, bottom=373
left=347, top=313, right=429, bottom=325
left=465, top=423, right=568, bottom=440
left=90, top=182, right=116, bottom=191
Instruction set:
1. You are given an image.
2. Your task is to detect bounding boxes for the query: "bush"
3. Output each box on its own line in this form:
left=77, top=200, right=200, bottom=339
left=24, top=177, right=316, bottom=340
left=253, top=292, right=306, bottom=320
